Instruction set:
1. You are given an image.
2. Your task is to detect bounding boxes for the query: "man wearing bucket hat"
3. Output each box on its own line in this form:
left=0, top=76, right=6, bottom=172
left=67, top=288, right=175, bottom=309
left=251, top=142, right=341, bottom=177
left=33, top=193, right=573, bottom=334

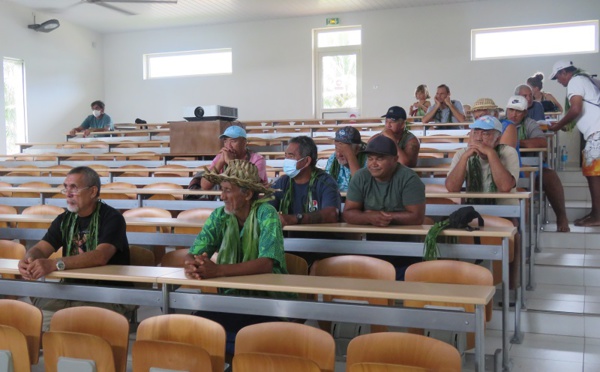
left=188, top=124, right=267, bottom=191
left=374, top=106, right=420, bottom=167
left=506, top=95, right=570, bottom=231
left=471, top=97, right=518, bottom=149
left=325, top=126, right=368, bottom=191
left=446, top=115, right=520, bottom=205
left=185, top=159, right=293, bottom=352
left=549, top=60, right=600, bottom=226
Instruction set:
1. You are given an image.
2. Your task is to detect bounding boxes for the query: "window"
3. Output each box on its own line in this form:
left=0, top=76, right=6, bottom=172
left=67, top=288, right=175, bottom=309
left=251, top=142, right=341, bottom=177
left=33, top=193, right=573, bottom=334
left=472, top=20, right=599, bottom=60
left=144, top=48, right=232, bottom=79
left=314, top=26, right=362, bottom=119
left=3, top=58, right=27, bottom=154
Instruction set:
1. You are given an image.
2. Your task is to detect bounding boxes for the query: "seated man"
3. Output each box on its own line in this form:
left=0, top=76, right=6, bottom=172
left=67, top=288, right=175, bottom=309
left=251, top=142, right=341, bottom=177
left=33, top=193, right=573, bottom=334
left=325, top=126, right=367, bottom=192
left=270, top=136, right=341, bottom=226
left=506, top=95, right=570, bottom=232
left=184, top=159, right=293, bottom=353
left=374, top=106, right=420, bottom=167
left=17, top=166, right=131, bottom=330
left=343, top=135, right=425, bottom=279
left=446, top=116, right=520, bottom=205
left=189, top=125, right=267, bottom=191
left=69, top=100, right=113, bottom=137
left=471, top=97, right=517, bottom=148
left=515, top=84, right=545, bottom=121
left=422, top=84, right=466, bottom=128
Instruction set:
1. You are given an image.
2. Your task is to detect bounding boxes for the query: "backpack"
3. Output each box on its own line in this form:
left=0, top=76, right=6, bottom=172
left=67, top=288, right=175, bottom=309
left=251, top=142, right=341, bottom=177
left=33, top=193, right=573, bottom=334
left=423, top=206, right=484, bottom=261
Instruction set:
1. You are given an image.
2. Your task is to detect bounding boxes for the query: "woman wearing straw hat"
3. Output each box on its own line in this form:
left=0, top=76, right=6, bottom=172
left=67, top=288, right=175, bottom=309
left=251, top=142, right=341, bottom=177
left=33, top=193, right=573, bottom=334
left=184, top=159, right=293, bottom=355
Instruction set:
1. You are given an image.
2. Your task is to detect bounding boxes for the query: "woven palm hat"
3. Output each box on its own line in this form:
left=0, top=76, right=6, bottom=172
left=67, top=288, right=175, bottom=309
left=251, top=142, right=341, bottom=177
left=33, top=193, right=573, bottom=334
left=471, top=98, right=500, bottom=112
left=202, top=159, right=273, bottom=195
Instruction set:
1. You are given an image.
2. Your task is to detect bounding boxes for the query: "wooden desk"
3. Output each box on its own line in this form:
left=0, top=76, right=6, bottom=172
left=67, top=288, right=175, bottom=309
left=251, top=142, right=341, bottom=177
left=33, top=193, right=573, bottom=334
left=0, top=259, right=492, bottom=371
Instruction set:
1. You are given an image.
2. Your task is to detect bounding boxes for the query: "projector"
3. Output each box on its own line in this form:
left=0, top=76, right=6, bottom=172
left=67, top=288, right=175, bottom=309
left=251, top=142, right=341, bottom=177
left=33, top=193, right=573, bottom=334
left=183, top=105, right=238, bottom=121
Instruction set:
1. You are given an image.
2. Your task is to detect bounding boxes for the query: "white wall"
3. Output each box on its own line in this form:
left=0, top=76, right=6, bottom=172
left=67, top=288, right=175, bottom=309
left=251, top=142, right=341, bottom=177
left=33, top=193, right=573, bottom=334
left=0, top=1, right=103, bottom=147
left=103, top=0, right=600, bottom=126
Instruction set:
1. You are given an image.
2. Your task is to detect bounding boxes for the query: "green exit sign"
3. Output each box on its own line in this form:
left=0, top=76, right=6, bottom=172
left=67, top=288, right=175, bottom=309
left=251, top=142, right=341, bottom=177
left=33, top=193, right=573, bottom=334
left=326, top=18, right=339, bottom=25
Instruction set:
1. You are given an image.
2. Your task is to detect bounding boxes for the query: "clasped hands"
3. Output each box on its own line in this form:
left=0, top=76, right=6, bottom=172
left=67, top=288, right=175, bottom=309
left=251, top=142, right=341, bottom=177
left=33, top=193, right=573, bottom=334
left=17, top=257, right=56, bottom=280
left=184, top=252, right=220, bottom=279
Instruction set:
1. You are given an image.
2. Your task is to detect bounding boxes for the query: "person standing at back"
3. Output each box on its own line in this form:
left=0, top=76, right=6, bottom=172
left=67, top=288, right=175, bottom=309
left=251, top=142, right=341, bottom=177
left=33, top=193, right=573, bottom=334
left=549, top=60, right=600, bottom=227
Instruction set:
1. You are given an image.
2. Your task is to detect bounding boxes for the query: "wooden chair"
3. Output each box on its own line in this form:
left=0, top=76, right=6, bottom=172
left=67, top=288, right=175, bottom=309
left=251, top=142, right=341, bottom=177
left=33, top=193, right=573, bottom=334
left=310, top=255, right=396, bottom=333
left=33, top=152, right=60, bottom=161
left=233, top=352, right=321, bottom=372
left=132, top=339, right=212, bottom=372
left=136, top=314, right=226, bottom=372
left=142, top=182, right=184, bottom=200
left=174, top=207, right=213, bottom=235
left=235, top=322, right=335, bottom=372
left=6, top=164, right=40, bottom=176
left=102, top=181, right=138, bottom=199
left=43, top=331, right=115, bottom=372
left=0, top=182, right=13, bottom=197
left=89, top=164, right=110, bottom=177
left=0, top=205, right=18, bottom=227
left=285, top=253, right=308, bottom=276
left=48, top=247, right=63, bottom=260
left=404, top=260, right=493, bottom=350
left=66, top=151, right=92, bottom=161
left=114, top=140, right=138, bottom=148
left=346, top=332, right=462, bottom=372
left=49, top=306, right=129, bottom=372
left=127, top=151, right=160, bottom=161
left=0, top=241, right=26, bottom=279
left=349, top=362, right=428, bottom=372
left=0, top=299, right=43, bottom=365
left=122, top=207, right=172, bottom=264
left=19, top=205, right=65, bottom=231
left=13, top=181, right=53, bottom=198
left=425, top=183, right=461, bottom=204
left=0, top=324, right=33, bottom=372
left=116, top=164, right=149, bottom=177
left=83, top=141, right=109, bottom=149
left=40, top=165, right=72, bottom=177
left=153, top=164, right=192, bottom=177
left=159, top=249, right=218, bottom=294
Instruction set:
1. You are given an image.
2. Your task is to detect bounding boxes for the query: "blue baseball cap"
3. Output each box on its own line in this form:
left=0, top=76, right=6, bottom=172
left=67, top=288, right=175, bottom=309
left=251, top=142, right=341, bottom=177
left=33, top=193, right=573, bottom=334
left=469, top=115, right=502, bottom=132
left=219, top=126, right=247, bottom=139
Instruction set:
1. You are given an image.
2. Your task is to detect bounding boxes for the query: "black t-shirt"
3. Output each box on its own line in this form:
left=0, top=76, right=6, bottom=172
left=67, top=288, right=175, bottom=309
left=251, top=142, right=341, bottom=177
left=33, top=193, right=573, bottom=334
left=43, top=202, right=130, bottom=286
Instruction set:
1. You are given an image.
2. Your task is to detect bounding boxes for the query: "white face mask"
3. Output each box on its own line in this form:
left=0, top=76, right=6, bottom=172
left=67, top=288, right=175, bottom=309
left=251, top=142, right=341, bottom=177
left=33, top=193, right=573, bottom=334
left=283, top=157, right=306, bottom=179
left=92, top=110, right=101, bottom=118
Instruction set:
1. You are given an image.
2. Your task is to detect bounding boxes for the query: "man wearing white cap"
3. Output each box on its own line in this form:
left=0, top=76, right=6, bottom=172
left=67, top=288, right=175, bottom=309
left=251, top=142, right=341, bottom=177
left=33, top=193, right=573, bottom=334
left=446, top=115, right=520, bottom=205
left=507, top=95, right=570, bottom=231
left=549, top=60, right=600, bottom=226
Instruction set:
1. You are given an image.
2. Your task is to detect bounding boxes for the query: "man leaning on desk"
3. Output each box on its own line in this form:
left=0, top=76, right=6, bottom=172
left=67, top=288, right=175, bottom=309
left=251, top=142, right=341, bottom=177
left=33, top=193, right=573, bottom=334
left=68, top=100, right=114, bottom=137
left=342, top=135, right=426, bottom=280
left=184, top=159, right=294, bottom=353
left=17, top=166, right=131, bottom=330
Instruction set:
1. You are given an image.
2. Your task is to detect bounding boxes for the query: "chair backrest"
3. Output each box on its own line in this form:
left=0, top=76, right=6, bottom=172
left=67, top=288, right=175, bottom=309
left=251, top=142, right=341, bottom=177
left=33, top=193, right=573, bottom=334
left=136, top=314, right=226, bottom=372
left=154, top=164, right=192, bottom=178
left=142, top=182, right=184, bottom=200
left=233, top=352, right=321, bottom=372
left=0, top=182, right=13, bottom=197
left=0, top=299, right=42, bottom=365
left=13, top=182, right=53, bottom=198
left=43, top=331, right=115, bottom=372
left=41, top=165, right=73, bottom=177
left=117, top=164, right=149, bottom=177
left=346, top=332, right=461, bottom=372
left=160, top=249, right=189, bottom=268
left=174, top=208, right=213, bottom=235
left=49, top=306, right=129, bottom=372
left=102, top=182, right=138, bottom=200
left=19, top=205, right=65, bottom=230
left=235, top=322, right=335, bottom=372
left=129, top=245, right=155, bottom=266
left=0, top=324, right=32, bottom=372
left=349, top=363, right=428, bottom=372
left=404, top=259, right=493, bottom=349
left=0, top=241, right=26, bottom=279
left=474, top=215, right=516, bottom=287
left=122, top=207, right=172, bottom=233
left=132, top=340, right=212, bottom=372
left=89, top=164, right=110, bottom=177
left=285, top=253, right=308, bottom=276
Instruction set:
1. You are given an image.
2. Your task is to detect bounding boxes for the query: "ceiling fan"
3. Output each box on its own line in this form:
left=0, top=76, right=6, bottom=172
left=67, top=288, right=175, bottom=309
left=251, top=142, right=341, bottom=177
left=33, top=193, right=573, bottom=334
left=75, top=0, right=178, bottom=16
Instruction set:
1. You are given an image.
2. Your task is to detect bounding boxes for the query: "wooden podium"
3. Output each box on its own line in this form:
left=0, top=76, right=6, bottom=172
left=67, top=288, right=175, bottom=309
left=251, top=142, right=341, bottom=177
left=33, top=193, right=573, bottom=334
left=169, top=120, right=237, bottom=155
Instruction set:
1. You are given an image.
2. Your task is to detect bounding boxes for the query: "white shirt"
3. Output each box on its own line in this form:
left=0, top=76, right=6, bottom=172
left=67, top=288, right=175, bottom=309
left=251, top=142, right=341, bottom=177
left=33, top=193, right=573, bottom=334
left=568, top=75, right=600, bottom=140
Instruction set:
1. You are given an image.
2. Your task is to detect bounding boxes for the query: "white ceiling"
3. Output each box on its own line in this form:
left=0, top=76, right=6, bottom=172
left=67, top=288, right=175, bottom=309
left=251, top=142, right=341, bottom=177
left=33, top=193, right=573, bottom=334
left=11, top=0, right=486, bottom=34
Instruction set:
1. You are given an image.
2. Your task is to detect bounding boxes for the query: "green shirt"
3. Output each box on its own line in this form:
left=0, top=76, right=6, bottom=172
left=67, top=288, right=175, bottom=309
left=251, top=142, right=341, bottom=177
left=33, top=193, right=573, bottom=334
left=189, top=203, right=289, bottom=296
left=346, top=165, right=425, bottom=211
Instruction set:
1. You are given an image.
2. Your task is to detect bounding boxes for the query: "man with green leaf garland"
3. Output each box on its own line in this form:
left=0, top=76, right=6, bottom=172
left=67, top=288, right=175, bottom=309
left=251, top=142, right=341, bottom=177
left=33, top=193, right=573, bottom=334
left=446, top=115, right=520, bottom=205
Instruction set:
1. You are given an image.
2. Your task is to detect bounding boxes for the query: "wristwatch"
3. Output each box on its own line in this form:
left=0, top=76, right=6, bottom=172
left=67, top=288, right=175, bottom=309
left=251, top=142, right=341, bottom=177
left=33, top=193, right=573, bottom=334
left=55, top=259, right=65, bottom=271
left=296, top=213, right=304, bottom=224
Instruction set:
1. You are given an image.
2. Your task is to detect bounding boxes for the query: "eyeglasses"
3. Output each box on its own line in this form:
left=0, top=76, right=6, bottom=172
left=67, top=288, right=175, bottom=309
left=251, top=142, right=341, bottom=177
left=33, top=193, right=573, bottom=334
left=472, top=129, right=496, bottom=139
left=60, top=186, right=91, bottom=195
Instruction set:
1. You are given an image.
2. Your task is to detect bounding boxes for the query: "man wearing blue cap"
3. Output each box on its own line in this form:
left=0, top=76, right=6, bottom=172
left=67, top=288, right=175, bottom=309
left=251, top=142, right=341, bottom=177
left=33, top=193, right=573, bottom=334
left=446, top=115, right=520, bottom=204
left=188, top=124, right=267, bottom=191
left=325, top=126, right=367, bottom=192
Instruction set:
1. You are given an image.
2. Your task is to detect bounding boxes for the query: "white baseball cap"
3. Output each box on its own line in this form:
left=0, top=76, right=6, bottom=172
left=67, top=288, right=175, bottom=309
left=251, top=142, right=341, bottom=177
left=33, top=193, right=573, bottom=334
left=550, top=60, right=574, bottom=80
left=506, top=95, right=528, bottom=111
